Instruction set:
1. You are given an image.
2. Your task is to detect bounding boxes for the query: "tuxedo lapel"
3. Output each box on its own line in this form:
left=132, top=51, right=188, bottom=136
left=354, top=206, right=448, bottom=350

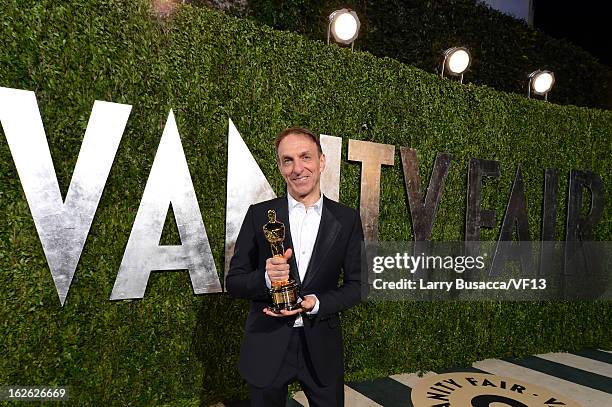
left=301, top=197, right=341, bottom=288
left=274, top=197, right=301, bottom=285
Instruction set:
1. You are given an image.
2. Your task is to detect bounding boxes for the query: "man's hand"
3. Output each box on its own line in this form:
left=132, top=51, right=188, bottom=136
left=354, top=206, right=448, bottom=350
left=263, top=307, right=302, bottom=317
left=300, top=295, right=317, bottom=312
left=265, top=248, right=292, bottom=284
left=263, top=295, right=317, bottom=317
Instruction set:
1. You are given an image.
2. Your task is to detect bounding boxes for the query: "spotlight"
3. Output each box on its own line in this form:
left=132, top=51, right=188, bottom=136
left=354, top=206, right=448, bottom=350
left=528, top=70, right=555, bottom=101
left=441, top=47, right=471, bottom=83
left=327, top=9, right=360, bottom=50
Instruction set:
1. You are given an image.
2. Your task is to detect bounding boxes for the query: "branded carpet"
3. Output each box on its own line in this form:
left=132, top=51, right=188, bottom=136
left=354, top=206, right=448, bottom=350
left=219, top=349, right=612, bottom=406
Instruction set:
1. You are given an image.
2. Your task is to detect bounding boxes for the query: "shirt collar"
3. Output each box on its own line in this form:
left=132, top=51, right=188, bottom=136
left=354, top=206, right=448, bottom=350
left=287, top=191, right=323, bottom=216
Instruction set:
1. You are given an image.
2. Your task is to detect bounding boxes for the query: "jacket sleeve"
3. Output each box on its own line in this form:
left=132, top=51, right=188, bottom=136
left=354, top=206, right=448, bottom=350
left=225, top=205, right=270, bottom=301
left=316, top=209, right=364, bottom=316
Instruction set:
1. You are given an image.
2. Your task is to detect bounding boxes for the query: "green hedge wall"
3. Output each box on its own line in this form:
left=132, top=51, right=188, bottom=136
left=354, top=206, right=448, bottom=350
left=0, top=1, right=610, bottom=405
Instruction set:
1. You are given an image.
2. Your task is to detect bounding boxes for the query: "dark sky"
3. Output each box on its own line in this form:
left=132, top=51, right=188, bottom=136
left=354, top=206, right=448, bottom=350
left=533, top=0, right=610, bottom=68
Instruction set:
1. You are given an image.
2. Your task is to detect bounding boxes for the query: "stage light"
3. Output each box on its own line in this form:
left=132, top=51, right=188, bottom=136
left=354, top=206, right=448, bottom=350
left=528, top=70, right=555, bottom=101
left=441, top=47, right=471, bottom=83
left=327, top=9, right=360, bottom=50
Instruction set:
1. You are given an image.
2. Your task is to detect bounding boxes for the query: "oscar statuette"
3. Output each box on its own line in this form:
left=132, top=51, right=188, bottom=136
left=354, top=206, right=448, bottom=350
left=263, top=209, right=301, bottom=313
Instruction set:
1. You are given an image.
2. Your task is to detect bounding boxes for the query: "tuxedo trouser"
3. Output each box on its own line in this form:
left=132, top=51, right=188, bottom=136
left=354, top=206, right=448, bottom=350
left=249, top=327, right=344, bottom=407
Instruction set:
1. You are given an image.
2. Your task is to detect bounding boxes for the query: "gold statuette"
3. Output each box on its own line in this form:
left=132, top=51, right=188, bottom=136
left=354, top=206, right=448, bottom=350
left=263, top=209, right=286, bottom=259
left=263, top=209, right=300, bottom=312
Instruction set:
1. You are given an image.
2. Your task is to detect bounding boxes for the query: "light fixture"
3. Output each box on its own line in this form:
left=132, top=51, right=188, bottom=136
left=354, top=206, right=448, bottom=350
left=528, top=70, right=555, bottom=101
left=441, top=47, right=471, bottom=83
left=327, top=9, right=360, bottom=50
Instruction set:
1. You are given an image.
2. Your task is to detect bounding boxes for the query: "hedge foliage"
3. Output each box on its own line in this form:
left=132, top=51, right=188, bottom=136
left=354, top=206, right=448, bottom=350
left=241, top=0, right=612, bottom=110
left=0, top=0, right=610, bottom=405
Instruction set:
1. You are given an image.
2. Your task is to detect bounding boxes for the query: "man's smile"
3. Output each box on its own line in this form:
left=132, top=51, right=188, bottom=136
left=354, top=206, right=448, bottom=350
left=292, top=175, right=310, bottom=182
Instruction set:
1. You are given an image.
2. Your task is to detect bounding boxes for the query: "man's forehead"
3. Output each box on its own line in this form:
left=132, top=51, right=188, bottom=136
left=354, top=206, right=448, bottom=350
left=277, top=133, right=318, bottom=151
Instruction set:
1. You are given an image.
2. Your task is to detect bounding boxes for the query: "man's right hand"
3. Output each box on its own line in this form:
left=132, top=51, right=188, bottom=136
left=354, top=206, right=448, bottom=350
left=265, top=248, right=292, bottom=283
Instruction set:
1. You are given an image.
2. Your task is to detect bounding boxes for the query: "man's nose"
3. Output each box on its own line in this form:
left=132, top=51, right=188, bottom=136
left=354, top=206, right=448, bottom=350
left=293, top=160, right=304, bottom=173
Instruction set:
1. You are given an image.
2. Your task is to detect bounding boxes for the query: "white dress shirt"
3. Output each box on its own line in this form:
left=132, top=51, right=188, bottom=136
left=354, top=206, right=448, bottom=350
left=265, top=192, right=322, bottom=327
left=289, top=192, right=322, bottom=326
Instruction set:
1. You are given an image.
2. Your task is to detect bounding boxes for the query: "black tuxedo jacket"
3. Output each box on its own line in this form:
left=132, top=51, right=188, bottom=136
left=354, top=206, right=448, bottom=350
left=226, top=195, right=363, bottom=388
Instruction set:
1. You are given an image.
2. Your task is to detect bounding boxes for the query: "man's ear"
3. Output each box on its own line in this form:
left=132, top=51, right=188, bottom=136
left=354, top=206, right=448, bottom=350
left=320, top=153, right=326, bottom=173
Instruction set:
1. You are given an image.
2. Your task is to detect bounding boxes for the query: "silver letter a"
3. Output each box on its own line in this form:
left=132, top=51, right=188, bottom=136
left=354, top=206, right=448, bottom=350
left=110, top=110, right=222, bottom=300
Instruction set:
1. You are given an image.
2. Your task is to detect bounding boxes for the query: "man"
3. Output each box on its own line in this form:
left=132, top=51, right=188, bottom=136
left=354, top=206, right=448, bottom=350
left=226, top=127, right=363, bottom=406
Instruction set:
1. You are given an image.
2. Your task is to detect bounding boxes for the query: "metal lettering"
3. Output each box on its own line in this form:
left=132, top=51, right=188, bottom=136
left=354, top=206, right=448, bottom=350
left=564, top=170, right=605, bottom=277
left=498, top=166, right=531, bottom=241
left=465, top=159, right=500, bottom=241
left=540, top=168, right=559, bottom=275
left=0, top=87, right=131, bottom=305
left=491, top=166, right=534, bottom=275
left=348, top=140, right=395, bottom=241
left=400, top=148, right=451, bottom=241
left=224, top=119, right=277, bottom=278
left=110, top=110, right=222, bottom=300
left=319, top=134, right=342, bottom=202
left=541, top=168, right=560, bottom=241
left=566, top=170, right=605, bottom=241
left=2, top=86, right=609, bottom=302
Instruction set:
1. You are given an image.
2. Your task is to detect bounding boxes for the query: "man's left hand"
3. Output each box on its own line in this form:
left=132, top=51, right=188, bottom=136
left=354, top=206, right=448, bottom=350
left=263, top=295, right=317, bottom=317
left=300, top=295, right=317, bottom=312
